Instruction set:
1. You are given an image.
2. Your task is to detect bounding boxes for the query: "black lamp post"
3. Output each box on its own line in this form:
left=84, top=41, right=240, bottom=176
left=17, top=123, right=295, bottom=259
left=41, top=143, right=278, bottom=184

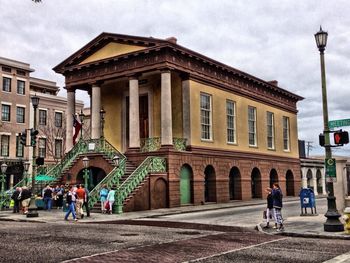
left=28, top=94, right=40, bottom=217
left=112, top=155, right=122, bottom=214
left=82, top=156, right=89, bottom=189
left=100, top=108, right=106, bottom=138
left=0, top=163, right=8, bottom=209
left=79, top=109, right=85, bottom=140
left=314, top=26, right=343, bottom=232
left=23, top=161, right=30, bottom=186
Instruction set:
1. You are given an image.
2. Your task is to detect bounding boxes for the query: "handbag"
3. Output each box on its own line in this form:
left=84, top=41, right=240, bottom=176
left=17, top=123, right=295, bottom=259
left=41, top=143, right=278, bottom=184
left=105, top=201, right=110, bottom=210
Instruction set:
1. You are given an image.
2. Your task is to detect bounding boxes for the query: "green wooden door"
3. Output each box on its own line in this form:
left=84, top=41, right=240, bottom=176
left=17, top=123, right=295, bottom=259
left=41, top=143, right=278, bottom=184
left=180, top=166, right=192, bottom=204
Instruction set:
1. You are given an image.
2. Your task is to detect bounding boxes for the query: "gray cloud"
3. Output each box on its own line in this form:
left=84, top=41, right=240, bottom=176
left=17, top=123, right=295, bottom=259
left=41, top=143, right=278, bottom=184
left=1, top=0, right=350, bottom=156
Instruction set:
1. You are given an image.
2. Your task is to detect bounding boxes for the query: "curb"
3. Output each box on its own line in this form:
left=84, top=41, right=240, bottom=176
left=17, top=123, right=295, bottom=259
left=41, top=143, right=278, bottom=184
left=256, top=222, right=350, bottom=240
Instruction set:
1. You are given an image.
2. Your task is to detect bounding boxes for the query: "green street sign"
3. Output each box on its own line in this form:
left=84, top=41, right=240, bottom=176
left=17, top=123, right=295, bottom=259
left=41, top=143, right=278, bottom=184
left=325, top=158, right=336, bottom=181
left=328, top=118, right=350, bottom=129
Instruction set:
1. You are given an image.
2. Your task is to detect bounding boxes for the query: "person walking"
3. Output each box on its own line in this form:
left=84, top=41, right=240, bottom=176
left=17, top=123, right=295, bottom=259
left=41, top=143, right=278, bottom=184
left=99, top=185, right=108, bottom=214
left=64, top=186, right=78, bottom=222
left=55, top=185, right=64, bottom=209
left=82, top=185, right=90, bottom=217
left=11, top=187, right=21, bottom=213
left=20, top=186, right=31, bottom=214
left=75, top=184, right=86, bottom=219
left=272, top=183, right=284, bottom=231
left=263, top=187, right=275, bottom=229
left=43, top=185, right=53, bottom=211
left=106, top=188, right=115, bottom=215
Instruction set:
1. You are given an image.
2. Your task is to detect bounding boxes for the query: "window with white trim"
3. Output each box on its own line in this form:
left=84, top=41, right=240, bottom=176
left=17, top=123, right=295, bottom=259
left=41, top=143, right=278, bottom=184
left=248, top=106, right=257, bottom=146
left=16, top=107, right=25, bottom=123
left=226, top=100, right=236, bottom=143
left=267, top=111, right=275, bottom=149
left=1, top=135, right=10, bottom=157
left=2, top=77, right=11, bottom=92
left=55, top=112, right=62, bottom=127
left=1, top=104, right=10, bottom=122
left=200, top=93, right=212, bottom=140
left=16, top=135, right=24, bottom=157
left=17, top=80, right=25, bottom=95
left=283, top=116, right=290, bottom=151
left=38, top=138, right=46, bottom=158
left=55, top=139, right=62, bottom=158
left=39, top=109, right=47, bottom=125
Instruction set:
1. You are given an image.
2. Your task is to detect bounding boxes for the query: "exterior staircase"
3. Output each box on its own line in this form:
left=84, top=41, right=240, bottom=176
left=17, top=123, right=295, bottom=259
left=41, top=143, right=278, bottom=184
left=1, top=138, right=167, bottom=213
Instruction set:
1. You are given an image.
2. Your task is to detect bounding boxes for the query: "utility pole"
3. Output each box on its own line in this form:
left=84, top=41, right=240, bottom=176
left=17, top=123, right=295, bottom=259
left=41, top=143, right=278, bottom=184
left=306, top=141, right=313, bottom=157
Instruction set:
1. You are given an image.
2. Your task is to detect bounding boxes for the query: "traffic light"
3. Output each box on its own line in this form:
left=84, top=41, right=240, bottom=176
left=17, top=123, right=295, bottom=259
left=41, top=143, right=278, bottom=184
left=319, top=133, right=325, bottom=147
left=30, top=129, right=39, bottom=146
left=334, top=130, right=349, bottom=145
left=20, top=130, right=27, bottom=145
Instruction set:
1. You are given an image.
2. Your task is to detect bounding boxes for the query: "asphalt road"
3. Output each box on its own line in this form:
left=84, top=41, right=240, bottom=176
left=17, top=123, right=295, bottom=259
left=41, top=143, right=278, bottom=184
left=0, top=199, right=349, bottom=263
left=151, top=198, right=328, bottom=228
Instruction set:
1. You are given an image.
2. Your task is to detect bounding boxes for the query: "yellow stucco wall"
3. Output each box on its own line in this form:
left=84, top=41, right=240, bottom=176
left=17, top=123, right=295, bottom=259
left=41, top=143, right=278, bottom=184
left=171, top=73, right=183, bottom=138
left=189, top=80, right=299, bottom=158
left=101, top=80, right=125, bottom=150
left=79, top=42, right=146, bottom=65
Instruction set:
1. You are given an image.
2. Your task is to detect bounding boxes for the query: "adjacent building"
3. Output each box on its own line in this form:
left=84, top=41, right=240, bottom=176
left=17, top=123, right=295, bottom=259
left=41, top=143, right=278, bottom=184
left=0, top=57, right=83, bottom=187
left=53, top=33, right=304, bottom=211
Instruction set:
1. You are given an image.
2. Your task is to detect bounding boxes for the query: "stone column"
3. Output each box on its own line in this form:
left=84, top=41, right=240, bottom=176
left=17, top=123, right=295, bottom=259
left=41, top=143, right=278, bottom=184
left=161, top=70, right=173, bottom=146
left=66, top=89, right=75, bottom=151
left=321, top=168, right=327, bottom=195
left=91, top=84, right=101, bottom=139
left=129, top=76, right=140, bottom=148
left=312, top=168, right=318, bottom=195
left=182, top=75, right=191, bottom=145
left=301, top=167, right=308, bottom=188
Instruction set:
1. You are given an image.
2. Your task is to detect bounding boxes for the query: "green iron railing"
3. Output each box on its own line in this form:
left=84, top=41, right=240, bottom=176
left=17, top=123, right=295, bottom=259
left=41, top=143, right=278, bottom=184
left=88, top=158, right=126, bottom=209
left=114, top=156, right=166, bottom=213
left=140, top=137, right=187, bottom=152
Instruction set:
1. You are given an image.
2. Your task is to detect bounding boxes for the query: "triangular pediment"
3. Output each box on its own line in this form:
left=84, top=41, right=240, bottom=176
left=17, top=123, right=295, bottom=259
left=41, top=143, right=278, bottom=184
left=53, top=32, right=169, bottom=73
left=79, top=42, right=147, bottom=65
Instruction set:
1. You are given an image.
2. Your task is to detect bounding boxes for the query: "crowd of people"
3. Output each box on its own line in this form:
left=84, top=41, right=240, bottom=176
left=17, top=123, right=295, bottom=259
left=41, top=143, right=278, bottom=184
left=10, top=183, right=117, bottom=221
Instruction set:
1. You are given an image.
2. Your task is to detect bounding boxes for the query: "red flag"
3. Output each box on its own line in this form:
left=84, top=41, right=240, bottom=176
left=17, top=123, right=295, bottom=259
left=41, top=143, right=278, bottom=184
left=73, top=114, right=82, bottom=145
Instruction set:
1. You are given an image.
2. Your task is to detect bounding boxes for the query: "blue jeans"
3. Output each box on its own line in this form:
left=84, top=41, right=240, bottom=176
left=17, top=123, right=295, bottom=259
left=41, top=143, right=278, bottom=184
left=65, top=203, right=76, bottom=220
left=43, top=197, right=52, bottom=210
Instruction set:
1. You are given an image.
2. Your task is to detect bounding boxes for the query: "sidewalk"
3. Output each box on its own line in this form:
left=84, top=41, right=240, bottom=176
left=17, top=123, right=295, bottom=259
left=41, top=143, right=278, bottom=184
left=257, top=213, right=350, bottom=240
left=1, top=196, right=349, bottom=240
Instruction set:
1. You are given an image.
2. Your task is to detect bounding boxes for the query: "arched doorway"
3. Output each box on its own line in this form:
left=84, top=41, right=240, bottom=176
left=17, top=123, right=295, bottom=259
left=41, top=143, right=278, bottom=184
left=76, top=167, right=107, bottom=191
left=269, top=169, right=278, bottom=188
left=229, top=167, right=241, bottom=200
left=286, top=170, right=295, bottom=196
left=251, top=167, right=262, bottom=198
left=316, top=169, right=322, bottom=194
left=180, top=164, right=193, bottom=205
left=152, top=178, right=167, bottom=209
left=204, top=165, right=216, bottom=202
left=306, top=169, right=313, bottom=190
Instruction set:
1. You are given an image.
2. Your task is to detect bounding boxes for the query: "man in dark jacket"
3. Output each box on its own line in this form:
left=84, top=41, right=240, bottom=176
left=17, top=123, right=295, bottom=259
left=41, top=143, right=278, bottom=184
left=272, top=183, right=284, bottom=231
left=11, top=187, right=21, bottom=213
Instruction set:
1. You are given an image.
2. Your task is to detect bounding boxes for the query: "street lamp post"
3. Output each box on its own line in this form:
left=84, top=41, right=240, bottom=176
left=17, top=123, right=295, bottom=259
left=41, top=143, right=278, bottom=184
left=100, top=108, right=106, bottom=139
left=28, top=94, right=40, bottom=217
left=23, top=161, right=30, bottom=186
left=314, top=26, right=343, bottom=232
left=112, top=155, right=122, bottom=214
left=79, top=109, right=85, bottom=141
left=82, top=156, right=90, bottom=189
left=0, top=163, right=8, bottom=209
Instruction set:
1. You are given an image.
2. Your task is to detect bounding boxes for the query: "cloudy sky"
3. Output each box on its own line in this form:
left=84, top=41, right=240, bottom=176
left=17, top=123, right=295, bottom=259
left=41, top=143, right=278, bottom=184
left=1, top=0, right=349, bottom=156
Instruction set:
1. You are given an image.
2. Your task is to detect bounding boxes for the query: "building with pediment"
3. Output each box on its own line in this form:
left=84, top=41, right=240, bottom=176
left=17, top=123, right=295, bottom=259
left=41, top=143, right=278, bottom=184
left=53, top=33, right=303, bottom=212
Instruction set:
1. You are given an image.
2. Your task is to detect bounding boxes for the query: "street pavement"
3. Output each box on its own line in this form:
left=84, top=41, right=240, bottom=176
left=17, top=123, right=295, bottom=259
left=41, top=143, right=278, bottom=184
left=0, top=196, right=349, bottom=262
